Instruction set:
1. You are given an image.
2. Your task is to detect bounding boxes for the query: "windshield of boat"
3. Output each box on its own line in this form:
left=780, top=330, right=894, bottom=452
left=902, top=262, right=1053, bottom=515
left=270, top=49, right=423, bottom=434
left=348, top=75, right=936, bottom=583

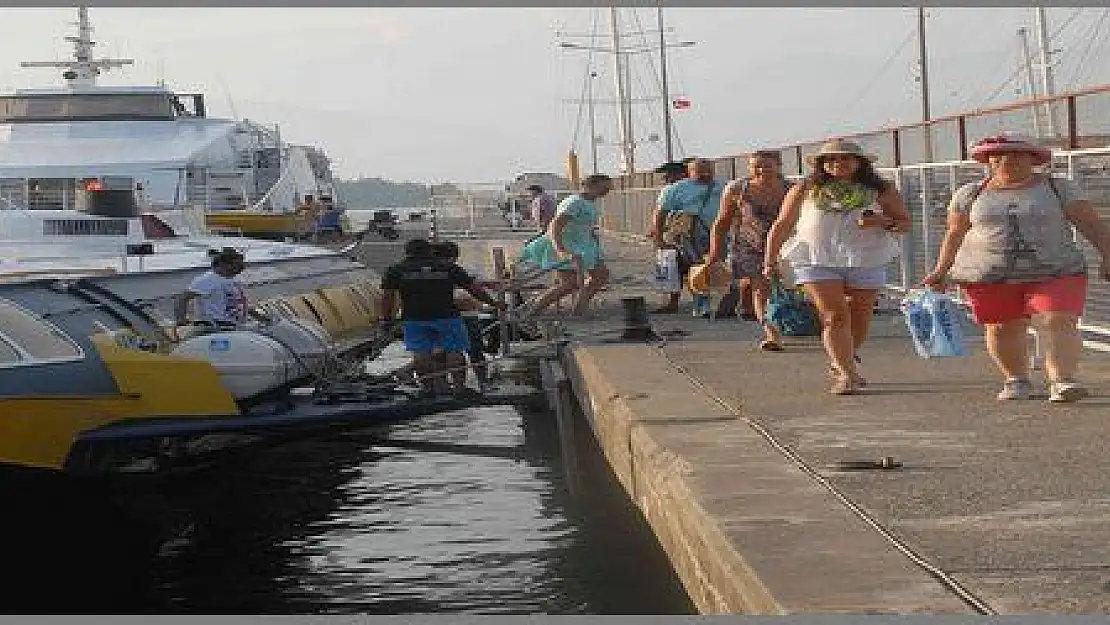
left=0, top=297, right=83, bottom=366
left=0, top=93, right=176, bottom=123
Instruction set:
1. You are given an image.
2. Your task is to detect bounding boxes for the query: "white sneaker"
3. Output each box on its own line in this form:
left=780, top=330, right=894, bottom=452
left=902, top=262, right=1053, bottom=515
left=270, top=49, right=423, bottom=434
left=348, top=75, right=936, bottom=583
left=1049, top=381, right=1089, bottom=403
left=997, top=379, right=1033, bottom=400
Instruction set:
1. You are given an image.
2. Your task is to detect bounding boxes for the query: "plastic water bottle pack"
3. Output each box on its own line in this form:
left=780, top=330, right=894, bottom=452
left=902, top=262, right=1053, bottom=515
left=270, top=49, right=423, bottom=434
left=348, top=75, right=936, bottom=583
left=901, top=289, right=969, bottom=358
left=653, top=248, right=681, bottom=293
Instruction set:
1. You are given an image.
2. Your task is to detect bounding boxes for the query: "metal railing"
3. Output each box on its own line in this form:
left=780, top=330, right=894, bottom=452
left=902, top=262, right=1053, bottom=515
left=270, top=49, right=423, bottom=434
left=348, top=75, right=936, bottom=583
left=607, top=84, right=1110, bottom=190
left=598, top=147, right=1110, bottom=344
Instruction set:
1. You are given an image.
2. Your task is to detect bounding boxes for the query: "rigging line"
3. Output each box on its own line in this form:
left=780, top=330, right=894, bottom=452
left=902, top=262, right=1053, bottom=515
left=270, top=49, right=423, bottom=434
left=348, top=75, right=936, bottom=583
left=978, top=7, right=1084, bottom=107
left=633, top=8, right=679, bottom=165
left=631, top=7, right=675, bottom=163
left=833, top=26, right=917, bottom=124
left=1065, top=8, right=1110, bottom=90
left=568, top=9, right=600, bottom=153
left=618, top=9, right=662, bottom=166
left=958, top=42, right=1025, bottom=111
left=1077, top=18, right=1110, bottom=87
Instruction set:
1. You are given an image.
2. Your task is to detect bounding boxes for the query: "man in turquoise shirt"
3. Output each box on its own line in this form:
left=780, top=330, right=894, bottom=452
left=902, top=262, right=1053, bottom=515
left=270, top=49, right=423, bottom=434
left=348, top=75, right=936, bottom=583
left=652, top=158, right=725, bottom=316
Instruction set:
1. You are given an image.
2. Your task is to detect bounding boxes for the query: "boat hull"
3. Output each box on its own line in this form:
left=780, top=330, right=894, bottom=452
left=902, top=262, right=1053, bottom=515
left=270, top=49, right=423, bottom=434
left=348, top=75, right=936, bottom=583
left=205, top=211, right=316, bottom=240
left=61, top=384, right=545, bottom=474
left=0, top=252, right=391, bottom=473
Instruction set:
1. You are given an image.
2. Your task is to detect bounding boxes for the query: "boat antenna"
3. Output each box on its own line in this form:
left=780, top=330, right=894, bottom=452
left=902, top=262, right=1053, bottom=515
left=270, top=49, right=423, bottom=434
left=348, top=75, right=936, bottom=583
left=216, top=71, right=239, bottom=121
left=19, top=6, right=134, bottom=89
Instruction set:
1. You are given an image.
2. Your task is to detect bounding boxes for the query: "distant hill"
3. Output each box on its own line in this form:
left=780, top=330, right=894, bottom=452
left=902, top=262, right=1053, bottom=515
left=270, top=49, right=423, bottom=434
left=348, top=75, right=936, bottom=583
left=336, top=177, right=432, bottom=209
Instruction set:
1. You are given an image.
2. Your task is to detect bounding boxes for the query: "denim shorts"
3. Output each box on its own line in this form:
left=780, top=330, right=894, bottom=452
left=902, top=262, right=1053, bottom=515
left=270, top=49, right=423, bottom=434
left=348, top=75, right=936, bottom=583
left=792, top=265, right=887, bottom=289
left=402, top=317, right=470, bottom=355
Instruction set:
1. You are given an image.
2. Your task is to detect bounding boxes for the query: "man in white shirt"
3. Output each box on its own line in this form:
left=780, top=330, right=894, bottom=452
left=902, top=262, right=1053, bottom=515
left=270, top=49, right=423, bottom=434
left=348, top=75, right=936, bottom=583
left=175, top=247, right=249, bottom=334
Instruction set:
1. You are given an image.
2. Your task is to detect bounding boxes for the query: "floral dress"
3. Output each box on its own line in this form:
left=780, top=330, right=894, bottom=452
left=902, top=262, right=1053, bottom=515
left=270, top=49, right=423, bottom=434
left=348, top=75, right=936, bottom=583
left=727, top=177, right=792, bottom=278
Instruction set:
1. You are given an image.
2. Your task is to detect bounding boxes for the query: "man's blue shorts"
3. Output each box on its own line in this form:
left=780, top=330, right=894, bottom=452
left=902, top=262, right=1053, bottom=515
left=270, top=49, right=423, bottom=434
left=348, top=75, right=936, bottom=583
left=402, top=317, right=470, bottom=355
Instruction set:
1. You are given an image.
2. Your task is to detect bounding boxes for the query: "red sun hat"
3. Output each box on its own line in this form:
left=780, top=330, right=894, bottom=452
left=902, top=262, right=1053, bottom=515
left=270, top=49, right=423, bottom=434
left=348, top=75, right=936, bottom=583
left=970, top=133, right=1052, bottom=166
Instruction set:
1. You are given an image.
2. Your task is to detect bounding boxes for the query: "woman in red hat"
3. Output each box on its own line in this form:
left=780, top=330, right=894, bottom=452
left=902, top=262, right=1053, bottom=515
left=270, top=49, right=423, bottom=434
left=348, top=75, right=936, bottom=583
left=925, top=133, right=1110, bottom=402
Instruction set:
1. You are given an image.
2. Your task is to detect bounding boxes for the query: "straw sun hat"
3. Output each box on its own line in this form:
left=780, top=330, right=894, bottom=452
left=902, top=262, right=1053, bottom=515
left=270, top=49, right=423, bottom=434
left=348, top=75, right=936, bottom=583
left=688, top=260, right=733, bottom=296
left=805, top=139, right=877, bottom=168
left=969, top=132, right=1052, bottom=166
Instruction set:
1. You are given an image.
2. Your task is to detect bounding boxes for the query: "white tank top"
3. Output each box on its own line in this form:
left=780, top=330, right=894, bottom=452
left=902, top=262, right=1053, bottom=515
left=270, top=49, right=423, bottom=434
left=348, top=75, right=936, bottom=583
left=780, top=196, right=901, bottom=268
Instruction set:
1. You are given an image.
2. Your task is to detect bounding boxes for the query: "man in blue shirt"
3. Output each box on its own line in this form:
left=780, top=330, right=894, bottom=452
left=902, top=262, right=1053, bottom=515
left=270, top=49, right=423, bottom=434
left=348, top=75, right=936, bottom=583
left=651, top=158, right=724, bottom=316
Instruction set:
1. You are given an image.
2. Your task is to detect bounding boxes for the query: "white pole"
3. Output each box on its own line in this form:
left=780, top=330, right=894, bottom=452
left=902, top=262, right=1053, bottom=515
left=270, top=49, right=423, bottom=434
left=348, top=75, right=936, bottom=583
left=1018, top=27, right=1044, bottom=138
left=610, top=7, right=633, bottom=175
left=1034, top=7, right=1059, bottom=136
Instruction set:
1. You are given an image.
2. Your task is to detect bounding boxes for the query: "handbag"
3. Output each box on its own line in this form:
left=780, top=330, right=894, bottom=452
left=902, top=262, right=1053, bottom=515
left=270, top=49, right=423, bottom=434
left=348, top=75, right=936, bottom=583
left=662, top=185, right=715, bottom=246
left=764, top=276, right=821, bottom=337
left=662, top=211, right=696, bottom=245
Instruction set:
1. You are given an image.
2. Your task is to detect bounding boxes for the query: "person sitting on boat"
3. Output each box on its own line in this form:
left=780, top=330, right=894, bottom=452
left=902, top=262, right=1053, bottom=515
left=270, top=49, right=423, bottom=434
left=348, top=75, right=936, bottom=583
left=380, top=239, right=504, bottom=395
left=174, top=247, right=249, bottom=339
left=313, top=197, right=343, bottom=243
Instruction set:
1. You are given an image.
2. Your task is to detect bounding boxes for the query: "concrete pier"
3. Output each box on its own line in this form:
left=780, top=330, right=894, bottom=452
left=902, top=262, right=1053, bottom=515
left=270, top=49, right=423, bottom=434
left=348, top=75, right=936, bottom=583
left=448, top=206, right=1110, bottom=614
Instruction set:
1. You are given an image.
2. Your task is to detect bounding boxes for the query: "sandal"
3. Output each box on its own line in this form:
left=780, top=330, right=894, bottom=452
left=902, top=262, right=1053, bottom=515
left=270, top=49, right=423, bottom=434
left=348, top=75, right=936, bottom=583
left=829, top=376, right=858, bottom=395
left=828, top=364, right=867, bottom=387
left=759, top=339, right=784, bottom=352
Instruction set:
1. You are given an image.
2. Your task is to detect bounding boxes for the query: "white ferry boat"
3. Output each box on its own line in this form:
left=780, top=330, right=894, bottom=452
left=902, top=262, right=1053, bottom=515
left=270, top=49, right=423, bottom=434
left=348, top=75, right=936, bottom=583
left=0, top=8, right=475, bottom=475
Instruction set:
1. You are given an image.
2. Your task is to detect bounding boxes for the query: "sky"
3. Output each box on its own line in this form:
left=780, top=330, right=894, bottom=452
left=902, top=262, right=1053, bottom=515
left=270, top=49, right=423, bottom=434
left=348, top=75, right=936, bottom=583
left=0, top=7, right=1107, bottom=184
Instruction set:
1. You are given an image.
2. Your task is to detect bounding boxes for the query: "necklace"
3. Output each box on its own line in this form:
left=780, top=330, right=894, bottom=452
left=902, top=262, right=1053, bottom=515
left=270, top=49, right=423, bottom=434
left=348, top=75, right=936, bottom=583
left=812, top=180, right=876, bottom=213
left=990, top=175, right=1037, bottom=189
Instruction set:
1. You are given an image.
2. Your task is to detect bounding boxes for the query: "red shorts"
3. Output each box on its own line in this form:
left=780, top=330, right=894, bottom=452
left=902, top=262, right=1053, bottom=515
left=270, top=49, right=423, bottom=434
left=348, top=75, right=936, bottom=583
left=960, top=274, right=1087, bottom=325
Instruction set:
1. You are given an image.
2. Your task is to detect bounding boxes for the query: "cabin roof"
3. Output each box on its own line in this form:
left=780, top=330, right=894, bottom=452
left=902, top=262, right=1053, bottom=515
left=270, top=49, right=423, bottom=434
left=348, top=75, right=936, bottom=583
left=0, top=119, right=237, bottom=177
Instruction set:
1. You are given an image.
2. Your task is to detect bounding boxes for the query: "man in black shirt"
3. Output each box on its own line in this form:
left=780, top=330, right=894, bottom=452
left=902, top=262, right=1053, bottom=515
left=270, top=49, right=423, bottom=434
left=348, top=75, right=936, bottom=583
left=381, top=239, right=502, bottom=393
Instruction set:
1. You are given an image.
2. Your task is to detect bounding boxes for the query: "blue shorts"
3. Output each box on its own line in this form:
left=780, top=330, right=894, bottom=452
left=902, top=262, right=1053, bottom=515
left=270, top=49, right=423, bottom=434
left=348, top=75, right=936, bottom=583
left=402, top=317, right=470, bottom=355
left=792, top=265, right=887, bottom=289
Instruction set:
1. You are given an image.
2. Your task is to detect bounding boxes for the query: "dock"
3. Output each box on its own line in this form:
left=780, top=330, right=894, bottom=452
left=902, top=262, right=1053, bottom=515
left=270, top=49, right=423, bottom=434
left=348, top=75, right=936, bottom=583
left=446, top=206, right=1110, bottom=615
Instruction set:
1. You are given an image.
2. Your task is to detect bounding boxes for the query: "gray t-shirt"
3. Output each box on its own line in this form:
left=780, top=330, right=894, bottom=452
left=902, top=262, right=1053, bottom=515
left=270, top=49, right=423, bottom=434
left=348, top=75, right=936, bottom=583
left=947, top=176, right=1087, bottom=284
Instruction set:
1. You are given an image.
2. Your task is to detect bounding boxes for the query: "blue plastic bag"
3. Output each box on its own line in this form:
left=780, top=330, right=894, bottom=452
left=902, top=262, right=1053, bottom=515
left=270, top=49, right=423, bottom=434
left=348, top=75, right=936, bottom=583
left=902, top=289, right=969, bottom=358
left=765, top=278, right=821, bottom=337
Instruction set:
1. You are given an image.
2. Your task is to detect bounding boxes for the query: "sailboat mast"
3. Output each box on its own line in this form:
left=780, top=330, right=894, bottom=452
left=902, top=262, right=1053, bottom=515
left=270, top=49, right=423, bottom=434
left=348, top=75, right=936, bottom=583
left=917, top=7, right=930, bottom=123
left=1018, top=27, right=1044, bottom=138
left=610, top=6, right=634, bottom=175
left=658, top=5, right=674, bottom=162
left=916, top=7, right=933, bottom=162
left=588, top=71, right=599, bottom=174
left=1033, top=7, right=1058, bottom=135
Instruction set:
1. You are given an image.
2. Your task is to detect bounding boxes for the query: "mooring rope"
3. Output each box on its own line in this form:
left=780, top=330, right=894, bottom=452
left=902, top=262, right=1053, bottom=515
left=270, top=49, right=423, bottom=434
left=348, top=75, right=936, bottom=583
left=653, top=345, right=998, bottom=615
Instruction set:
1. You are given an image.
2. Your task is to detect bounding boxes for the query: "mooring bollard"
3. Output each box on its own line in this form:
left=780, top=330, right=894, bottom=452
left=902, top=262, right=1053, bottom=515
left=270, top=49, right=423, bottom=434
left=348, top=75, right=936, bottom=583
left=620, top=296, right=656, bottom=341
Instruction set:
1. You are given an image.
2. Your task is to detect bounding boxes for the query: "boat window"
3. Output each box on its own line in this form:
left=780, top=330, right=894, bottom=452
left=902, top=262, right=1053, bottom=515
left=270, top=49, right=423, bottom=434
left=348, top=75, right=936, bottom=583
left=0, top=337, right=20, bottom=364
left=0, top=93, right=175, bottom=123
left=0, top=298, right=83, bottom=364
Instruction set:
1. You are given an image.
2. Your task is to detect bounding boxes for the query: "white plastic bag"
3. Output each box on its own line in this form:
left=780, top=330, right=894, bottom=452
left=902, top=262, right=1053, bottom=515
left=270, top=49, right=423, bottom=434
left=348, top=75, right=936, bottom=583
left=902, top=289, right=969, bottom=358
left=653, top=248, right=681, bottom=293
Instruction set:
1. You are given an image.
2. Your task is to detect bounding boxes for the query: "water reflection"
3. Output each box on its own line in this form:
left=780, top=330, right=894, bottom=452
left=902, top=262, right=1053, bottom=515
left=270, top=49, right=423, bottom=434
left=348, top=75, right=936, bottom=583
left=0, top=400, right=693, bottom=615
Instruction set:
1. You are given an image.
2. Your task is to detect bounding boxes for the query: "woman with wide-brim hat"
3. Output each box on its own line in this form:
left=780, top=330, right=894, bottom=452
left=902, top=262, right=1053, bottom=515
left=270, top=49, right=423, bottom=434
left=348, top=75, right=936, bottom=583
left=924, top=132, right=1110, bottom=403
left=763, top=139, right=912, bottom=395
